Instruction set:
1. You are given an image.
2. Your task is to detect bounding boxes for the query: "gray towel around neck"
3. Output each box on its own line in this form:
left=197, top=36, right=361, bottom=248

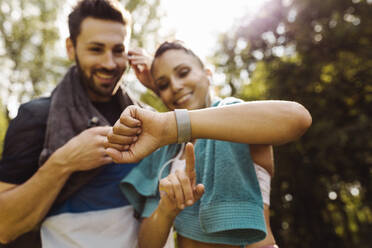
left=39, top=66, right=135, bottom=205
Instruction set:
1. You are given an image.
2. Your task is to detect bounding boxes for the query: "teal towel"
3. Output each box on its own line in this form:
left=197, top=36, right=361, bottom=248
left=120, top=97, right=267, bottom=245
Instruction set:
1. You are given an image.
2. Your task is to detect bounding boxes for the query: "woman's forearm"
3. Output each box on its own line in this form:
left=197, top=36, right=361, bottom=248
left=190, top=100, right=311, bottom=145
left=138, top=206, right=176, bottom=248
left=162, top=100, right=312, bottom=146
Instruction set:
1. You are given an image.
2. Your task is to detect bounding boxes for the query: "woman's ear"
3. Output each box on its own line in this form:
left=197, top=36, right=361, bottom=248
left=66, top=38, right=75, bottom=61
left=205, top=68, right=213, bottom=85
left=205, top=68, right=212, bottom=77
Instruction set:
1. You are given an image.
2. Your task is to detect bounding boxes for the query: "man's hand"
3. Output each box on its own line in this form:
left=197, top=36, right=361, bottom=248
left=51, top=126, right=113, bottom=173
left=105, top=105, right=177, bottom=163
left=158, top=143, right=204, bottom=218
left=128, top=48, right=158, bottom=94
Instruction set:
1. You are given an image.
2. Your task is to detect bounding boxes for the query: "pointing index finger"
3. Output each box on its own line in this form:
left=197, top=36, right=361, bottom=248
left=185, top=142, right=196, bottom=186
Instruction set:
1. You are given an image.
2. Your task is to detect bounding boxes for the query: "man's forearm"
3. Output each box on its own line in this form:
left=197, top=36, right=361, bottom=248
left=0, top=156, right=72, bottom=244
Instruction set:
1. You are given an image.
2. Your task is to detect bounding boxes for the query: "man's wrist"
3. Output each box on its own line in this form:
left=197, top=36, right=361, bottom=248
left=43, top=148, right=75, bottom=177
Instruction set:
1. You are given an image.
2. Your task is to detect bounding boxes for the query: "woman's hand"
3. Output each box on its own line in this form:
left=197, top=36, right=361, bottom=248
left=105, top=106, right=177, bottom=163
left=128, top=48, right=158, bottom=94
left=158, top=143, right=204, bottom=218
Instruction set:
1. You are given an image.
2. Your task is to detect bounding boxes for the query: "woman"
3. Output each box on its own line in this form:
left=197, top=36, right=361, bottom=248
left=106, top=41, right=311, bottom=247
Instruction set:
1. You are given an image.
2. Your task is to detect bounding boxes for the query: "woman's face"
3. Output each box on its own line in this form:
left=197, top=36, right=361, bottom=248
left=152, top=49, right=210, bottom=110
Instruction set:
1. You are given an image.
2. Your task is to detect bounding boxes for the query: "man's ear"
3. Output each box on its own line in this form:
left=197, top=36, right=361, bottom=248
left=66, top=38, right=75, bottom=60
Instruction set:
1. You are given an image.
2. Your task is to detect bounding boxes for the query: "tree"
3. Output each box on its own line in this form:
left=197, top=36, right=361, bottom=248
left=0, top=101, right=7, bottom=159
left=213, top=0, right=372, bottom=247
left=123, top=0, right=164, bottom=51
left=0, top=0, right=68, bottom=120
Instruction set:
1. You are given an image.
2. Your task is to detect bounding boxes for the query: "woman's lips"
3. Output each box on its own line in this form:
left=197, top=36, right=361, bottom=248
left=174, top=93, right=192, bottom=106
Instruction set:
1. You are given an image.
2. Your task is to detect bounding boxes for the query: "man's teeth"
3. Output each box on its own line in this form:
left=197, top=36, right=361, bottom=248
left=96, top=72, right=114, bottom=79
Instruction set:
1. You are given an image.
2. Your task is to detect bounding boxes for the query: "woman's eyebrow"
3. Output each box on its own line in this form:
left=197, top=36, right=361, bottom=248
left=155, top=76, right=167, bottom=84
left=174, top=64, right=186, bottom=71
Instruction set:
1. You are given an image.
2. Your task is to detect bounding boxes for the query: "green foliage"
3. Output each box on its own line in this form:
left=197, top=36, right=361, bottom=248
left=213, top=0, right=372, bottom=247
left=122, top=0, right=165, bottom=52
left=140, top=90, right=168, bottom=112
left=0, top=0, right=68, bottom=118
left=0, top=104, right=8, bottom=159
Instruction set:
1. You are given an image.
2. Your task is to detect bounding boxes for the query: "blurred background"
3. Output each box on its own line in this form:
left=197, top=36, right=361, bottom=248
left=0, top=0, right=371, bottom=247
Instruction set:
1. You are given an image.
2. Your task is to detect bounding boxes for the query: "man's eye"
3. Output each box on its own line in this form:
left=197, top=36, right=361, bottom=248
left=89, top=47, right=102, bottom=53
left=113, top=48, right=125, bottom=54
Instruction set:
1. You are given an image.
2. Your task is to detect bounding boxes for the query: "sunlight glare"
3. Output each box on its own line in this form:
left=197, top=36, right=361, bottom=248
left=159, top=0, right=269, bottom=58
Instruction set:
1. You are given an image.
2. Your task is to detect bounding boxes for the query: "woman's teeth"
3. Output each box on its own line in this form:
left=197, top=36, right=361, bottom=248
left=175, top=93, right=191, bottom=105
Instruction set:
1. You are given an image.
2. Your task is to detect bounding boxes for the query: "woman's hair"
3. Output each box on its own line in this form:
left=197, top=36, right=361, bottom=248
left=151, top=41, right=205, bottom=75
left=68, top=0, right=131, bottom=46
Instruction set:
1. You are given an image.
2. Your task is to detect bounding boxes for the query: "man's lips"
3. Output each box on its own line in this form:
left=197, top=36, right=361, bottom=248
left=95, top=71, right=116, bottom=79
left=94, top=71, right=119, bottom=85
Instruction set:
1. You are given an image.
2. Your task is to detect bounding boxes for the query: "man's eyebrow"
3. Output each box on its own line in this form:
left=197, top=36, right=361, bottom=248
left=113, top=44, right=125, bottom=48
left=87, top=42, right=104, bottom=46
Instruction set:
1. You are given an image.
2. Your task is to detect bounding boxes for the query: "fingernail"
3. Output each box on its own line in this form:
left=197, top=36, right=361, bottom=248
left=180, top=204, right=185, bottom=209
left=187, top=200, right=193, bottom=205
left=133, top=136, right=138, bottom=142
left=137, top=129, right=142, bottom=134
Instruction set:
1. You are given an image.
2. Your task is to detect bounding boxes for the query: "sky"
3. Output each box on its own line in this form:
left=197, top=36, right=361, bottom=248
left=158, top=0, right=269, bottom=59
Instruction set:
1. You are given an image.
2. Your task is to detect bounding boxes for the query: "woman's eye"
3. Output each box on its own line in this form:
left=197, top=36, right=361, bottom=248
left=179, top=68, right=190, bottom=77
left=157, top=81, right=169, bottom=91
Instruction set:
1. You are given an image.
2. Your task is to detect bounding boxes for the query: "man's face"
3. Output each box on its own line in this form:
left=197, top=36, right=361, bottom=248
left=69, top=17, right=129, bottom=102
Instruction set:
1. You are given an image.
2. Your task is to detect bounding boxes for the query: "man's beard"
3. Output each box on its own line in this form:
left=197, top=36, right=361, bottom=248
left=75, top=56, right=124, bottom=98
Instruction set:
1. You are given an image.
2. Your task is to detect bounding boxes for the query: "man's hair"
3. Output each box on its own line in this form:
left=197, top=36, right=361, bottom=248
left=151, top=41, right=205, bottom=74
left=68, top=0, right=131, bottom=45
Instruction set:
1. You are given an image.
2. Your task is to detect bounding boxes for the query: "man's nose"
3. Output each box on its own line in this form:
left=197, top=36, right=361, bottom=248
left=101, top=52, right=116, bottom=70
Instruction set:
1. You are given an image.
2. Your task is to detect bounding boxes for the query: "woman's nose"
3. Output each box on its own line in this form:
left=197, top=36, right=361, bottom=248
left=170, top=78, right=183, bottom=92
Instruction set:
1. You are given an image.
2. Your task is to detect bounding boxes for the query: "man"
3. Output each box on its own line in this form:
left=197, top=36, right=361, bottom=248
left=0, top=0, right=142, bottom=247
